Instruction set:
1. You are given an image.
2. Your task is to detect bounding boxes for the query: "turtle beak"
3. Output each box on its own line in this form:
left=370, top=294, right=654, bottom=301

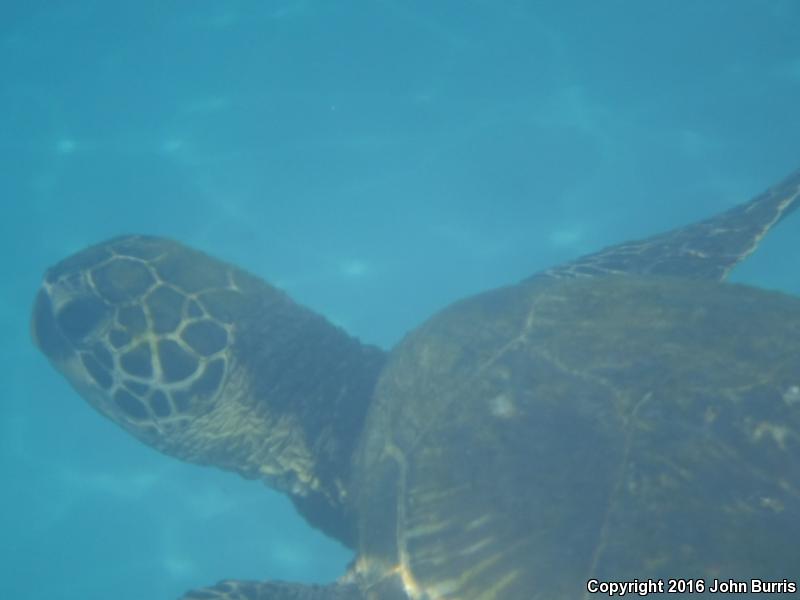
left=31, top=270, right=110, bottom=361
left=31, top=286, right=72, bottom=361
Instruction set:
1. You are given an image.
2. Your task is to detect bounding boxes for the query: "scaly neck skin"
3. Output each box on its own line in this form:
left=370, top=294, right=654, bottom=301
left=166, top=298, right=389, bottom=549
left=128, top=287, right=389, bottom=549
left=276, top=340, right=388, bottom=549
left=146, top=337, right=387, bottom=549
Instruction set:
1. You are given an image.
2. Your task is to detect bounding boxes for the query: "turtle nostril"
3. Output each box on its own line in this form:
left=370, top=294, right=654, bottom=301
left=56, top=295, right=109, bottom=345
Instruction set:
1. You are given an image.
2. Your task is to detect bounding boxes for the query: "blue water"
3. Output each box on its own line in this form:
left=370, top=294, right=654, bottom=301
left=2, top=2, right=799, bottom=599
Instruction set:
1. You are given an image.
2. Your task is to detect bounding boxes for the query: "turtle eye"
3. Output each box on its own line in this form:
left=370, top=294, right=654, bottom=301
left=57, top=296, right=109, bottom=345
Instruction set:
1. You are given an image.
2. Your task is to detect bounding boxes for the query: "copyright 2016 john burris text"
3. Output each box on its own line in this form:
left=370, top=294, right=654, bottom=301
left=586, top=578, right=797, bottom=596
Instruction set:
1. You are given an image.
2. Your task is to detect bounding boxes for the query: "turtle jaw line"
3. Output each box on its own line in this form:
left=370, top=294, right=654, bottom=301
left=32, top=282, right=112, bottom=420
left=54, top=353, right=118, bottom=420
left=31, top=306, right=190, bottom=440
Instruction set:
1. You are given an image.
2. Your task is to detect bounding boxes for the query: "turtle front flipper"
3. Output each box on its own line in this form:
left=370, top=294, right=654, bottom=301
left=181, top=579, right=364, bottom=600
left=541, top=165, right=800, bottom=280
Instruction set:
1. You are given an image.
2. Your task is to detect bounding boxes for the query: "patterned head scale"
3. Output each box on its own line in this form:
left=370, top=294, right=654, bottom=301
left=31, top=235, right=248, bottom=441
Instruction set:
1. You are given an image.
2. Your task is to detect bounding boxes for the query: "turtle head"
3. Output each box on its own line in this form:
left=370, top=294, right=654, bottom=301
left=32, top=235, right=385, bottom=546
left=32, top=235, right=237, bottom=440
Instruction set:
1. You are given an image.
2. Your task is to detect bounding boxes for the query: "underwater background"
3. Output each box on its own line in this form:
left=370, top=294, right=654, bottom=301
left=2, top=2, right=800, bottom=599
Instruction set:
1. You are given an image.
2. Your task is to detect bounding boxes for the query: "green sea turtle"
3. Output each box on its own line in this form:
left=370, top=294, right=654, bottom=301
left=32, top=167, right=800, bottom=600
